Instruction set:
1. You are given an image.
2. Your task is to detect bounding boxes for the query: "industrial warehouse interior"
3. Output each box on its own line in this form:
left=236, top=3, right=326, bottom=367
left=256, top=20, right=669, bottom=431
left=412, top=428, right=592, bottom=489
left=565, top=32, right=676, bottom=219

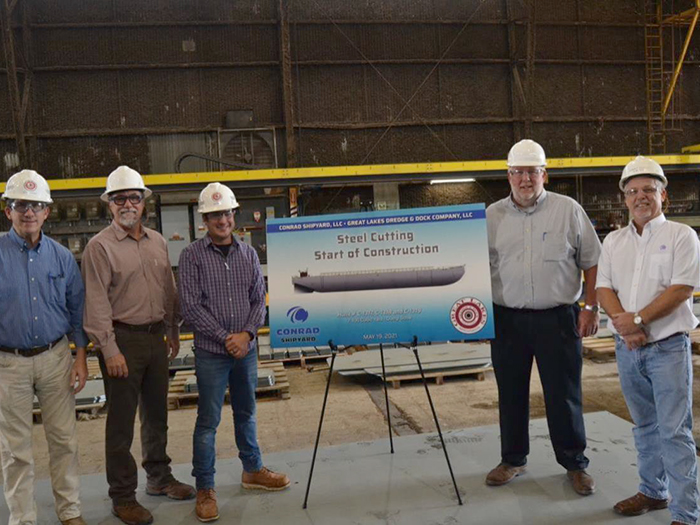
left=2, top=1, right=700, bottom=524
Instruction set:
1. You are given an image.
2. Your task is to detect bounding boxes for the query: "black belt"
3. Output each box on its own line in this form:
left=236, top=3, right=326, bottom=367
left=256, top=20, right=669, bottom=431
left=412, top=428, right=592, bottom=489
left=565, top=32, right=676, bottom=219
left=495, top=303, right=575, bottom=314
left=652, top=331, right=688, bottom=344
left=0, top=336, right=65, bottom=357
left=114, top=320, right=165, bottom=334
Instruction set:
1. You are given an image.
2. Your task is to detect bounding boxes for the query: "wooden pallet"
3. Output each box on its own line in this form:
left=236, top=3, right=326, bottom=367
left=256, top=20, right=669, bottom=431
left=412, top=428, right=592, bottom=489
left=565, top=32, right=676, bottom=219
left=260, top=352, right=344, bottom=368
left=167, top=361, right=290, bottom=410
left=86, top=357, right=102, bottom=379
left=691, top=329, right=700, bottom=354
left=582, top=337, right=616, bottom=362
left=379, top=366, right=492, bottom=389
left=33, top=401, right=105, bottom=423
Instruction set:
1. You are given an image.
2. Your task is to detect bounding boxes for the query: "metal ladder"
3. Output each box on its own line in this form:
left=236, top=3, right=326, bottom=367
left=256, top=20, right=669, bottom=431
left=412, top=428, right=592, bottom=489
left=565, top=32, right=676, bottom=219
left=644, top=0, right=666, bottom=154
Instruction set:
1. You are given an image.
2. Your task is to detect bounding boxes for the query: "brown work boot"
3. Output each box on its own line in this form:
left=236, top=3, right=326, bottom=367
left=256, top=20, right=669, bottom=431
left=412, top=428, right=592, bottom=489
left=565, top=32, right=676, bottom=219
left=146, top=479, right=196, bottom=500
left=567, top=469, right=596, bottom=496
left=196, top=489, right=219, bottom=523
left=60, top=518, right=87, bottom=525
left=241, top=467, right=291, bottom=491
left=112, top=500, right=153, bottom=525
left=613, top=492, right=669, bottom=516
left=485, top=463, right=526, bottom=486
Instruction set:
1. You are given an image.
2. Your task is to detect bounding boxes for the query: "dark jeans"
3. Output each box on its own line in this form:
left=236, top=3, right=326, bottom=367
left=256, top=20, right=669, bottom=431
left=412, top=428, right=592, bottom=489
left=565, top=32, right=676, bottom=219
left=491, top=303, right=589, bottom=471
left=98, top=326, right=174, bottom=503
left=192, top=347, right=262, bottom=490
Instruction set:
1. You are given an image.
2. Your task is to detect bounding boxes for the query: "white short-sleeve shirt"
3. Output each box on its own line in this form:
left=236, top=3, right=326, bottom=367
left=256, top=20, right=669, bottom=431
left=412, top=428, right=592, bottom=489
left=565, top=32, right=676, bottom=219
left=596, top=214, right=700, bottom=342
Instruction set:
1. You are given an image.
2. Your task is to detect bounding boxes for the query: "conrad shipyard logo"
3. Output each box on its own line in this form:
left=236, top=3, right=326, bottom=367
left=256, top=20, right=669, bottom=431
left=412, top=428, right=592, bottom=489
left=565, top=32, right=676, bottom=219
left=287, top=306, right=309, bottom=323
left=278, top=306, right=320, bottom=342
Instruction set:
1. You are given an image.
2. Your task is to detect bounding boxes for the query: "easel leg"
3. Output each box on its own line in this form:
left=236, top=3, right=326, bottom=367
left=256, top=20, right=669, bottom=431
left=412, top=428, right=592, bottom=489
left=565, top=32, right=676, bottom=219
left=302, top=347, right=337, bottom=509
left=379, top=343, right=394, bottom=453
left=412, top=345, right=463, bottom=505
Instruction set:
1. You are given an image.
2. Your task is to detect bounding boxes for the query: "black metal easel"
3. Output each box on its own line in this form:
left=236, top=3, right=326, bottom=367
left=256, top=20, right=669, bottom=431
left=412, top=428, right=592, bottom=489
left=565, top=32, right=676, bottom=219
left=302, top=337, right=463, bottom=509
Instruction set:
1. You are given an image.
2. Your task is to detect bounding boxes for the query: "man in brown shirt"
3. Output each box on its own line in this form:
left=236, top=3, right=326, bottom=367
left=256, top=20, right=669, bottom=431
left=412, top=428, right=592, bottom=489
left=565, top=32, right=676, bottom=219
left=82, top=166, right=195, bottom=525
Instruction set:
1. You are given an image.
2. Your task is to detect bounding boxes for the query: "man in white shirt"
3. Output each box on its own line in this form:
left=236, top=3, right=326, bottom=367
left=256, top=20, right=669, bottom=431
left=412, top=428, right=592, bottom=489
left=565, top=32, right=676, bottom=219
left=596, top=156, right=700, bottom=525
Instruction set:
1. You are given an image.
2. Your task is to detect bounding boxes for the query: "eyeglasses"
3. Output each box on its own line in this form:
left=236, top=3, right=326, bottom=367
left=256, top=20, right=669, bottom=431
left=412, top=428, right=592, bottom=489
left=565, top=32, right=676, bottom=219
left=109, top=193, right=144, bottom=206
left=206, top=210, right=235, bottom=220
left=10, top=200, right=48, bottom=213
left=623, top=187, right=659, bottom=197
left=508, top=168, right=545, bottom=179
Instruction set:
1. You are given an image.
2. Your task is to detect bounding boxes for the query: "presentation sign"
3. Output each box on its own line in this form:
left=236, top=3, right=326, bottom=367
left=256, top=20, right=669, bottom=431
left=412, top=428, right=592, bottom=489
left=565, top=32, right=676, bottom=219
left=266, top=204, right=494, bottom=348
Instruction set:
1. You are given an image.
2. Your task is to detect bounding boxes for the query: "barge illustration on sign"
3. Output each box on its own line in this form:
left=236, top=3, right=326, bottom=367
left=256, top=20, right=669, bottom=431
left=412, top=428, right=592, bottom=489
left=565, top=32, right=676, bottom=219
left=292, top=265, right=465, bottom=293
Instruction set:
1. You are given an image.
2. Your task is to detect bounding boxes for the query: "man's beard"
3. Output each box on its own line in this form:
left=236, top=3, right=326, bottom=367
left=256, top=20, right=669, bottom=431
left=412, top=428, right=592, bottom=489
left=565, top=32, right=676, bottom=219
left=118, top=210, right=140, bottom=228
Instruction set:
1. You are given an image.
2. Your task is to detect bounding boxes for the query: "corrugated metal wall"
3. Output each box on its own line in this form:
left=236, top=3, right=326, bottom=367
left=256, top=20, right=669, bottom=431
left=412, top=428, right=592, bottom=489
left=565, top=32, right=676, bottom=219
left=1, top=0, right=699, bottom=180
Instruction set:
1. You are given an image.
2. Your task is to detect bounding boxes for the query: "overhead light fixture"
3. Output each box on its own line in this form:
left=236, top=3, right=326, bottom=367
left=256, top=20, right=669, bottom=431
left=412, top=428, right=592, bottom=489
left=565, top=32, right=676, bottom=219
left=429, top=178, right=476, bottom=185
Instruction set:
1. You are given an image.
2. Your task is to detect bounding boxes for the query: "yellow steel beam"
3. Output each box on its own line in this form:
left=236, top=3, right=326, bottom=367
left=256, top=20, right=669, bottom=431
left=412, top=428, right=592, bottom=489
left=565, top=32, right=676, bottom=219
left=682, top=143, right=700, bottom=153
left=2, top=154, right=700, bottom=193
left=662, top=6, right=697, bottom=24
left=663, top=8, right=700, bottom=116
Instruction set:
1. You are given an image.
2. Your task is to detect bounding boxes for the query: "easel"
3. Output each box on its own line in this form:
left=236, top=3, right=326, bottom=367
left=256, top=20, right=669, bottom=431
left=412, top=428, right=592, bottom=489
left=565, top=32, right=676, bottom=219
left=302, top=336, right=463, bottom=508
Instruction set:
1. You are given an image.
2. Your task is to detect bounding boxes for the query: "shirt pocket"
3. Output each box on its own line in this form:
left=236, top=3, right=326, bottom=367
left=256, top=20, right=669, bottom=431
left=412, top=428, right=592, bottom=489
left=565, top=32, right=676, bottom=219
left=48, top=272, right=67, bottom=305
left=543, top=232, right=570, bottom=262
left=648, top=253, right=672, bottom=282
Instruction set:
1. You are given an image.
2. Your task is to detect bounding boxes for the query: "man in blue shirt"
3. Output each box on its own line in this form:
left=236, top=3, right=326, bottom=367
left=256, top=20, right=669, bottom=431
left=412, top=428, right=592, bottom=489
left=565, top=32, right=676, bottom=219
left=0, top=170, right=88, bottom=525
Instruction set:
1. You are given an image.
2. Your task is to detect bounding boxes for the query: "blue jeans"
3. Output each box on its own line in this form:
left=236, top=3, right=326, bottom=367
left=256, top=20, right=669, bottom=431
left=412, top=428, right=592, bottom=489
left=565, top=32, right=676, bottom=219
left=615, top=333, right=698, bottom=525
left=192, top=347, right=263, bottom=490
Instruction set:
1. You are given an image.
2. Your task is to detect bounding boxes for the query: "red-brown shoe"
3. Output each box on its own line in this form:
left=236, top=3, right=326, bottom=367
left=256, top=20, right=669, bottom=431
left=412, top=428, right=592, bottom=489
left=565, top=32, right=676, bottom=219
left=112, top=500, right=153, bottom=525
left=241, top=467, right=291, bottom=491
left=485, top=463, right=526, bottom=486
left=146, top=479, right=196, bottom=500
left=613, top=492, right=669, bottom=516
left=195, top=489, right=219, bottom=523
left=60, top=518, right=87, bottom=525
left=567, top=469, right=596, bottom=496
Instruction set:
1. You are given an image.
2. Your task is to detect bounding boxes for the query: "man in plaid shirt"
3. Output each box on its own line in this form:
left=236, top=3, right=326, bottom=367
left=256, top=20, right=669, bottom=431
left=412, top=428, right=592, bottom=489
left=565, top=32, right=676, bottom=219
left=179, top=183, right=290, bottom=523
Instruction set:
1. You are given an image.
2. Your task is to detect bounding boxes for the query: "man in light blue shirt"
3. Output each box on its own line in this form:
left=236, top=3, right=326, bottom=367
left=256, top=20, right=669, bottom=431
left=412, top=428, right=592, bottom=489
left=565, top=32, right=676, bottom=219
left=0, top=170, right=88, bottom=525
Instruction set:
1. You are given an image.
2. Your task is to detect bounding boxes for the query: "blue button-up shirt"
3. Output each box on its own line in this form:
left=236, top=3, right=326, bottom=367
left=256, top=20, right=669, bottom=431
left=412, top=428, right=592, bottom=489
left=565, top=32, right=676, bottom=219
left=0, top=228, right=89, bottom=349
left=179, top=235, right=266, bottom=355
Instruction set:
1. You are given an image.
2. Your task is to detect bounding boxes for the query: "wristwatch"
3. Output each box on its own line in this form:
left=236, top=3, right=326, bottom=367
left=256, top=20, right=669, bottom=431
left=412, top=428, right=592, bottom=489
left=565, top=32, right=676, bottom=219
left=633, top=313, right=644, bottom=326
left=583, top=304, right=599, bottom=313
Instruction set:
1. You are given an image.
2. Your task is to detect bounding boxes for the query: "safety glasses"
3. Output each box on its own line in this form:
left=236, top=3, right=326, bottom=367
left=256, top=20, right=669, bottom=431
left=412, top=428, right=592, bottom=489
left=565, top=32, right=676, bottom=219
left=10, top=200, right=48, bottom=213
left=206, top=210, right=235, bottom=220
left=109, top=193, right=144, bottom=206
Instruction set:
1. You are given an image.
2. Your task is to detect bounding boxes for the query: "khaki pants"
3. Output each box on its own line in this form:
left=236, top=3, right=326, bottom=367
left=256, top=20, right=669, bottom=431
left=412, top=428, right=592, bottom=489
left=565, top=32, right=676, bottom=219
left=0, top=338, right=81, bottom=525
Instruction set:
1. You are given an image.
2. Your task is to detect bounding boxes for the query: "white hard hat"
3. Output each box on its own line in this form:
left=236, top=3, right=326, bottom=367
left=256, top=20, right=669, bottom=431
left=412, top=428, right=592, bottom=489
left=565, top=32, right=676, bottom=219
left=101, top=165, right=152, bottom=202
left=507, top=139, right=547, bottom=167
left=2, top=169, right=53, bottom=203
left=619, top=155, right=668, bottom=190
left=197, top=183, right=239, bottom=214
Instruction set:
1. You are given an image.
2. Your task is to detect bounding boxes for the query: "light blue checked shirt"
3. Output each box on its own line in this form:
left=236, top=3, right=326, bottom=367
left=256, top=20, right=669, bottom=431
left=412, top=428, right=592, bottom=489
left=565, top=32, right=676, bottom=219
left=0, top=228, right=89, bottom=349
left=179, top=235, right=266, bottom=355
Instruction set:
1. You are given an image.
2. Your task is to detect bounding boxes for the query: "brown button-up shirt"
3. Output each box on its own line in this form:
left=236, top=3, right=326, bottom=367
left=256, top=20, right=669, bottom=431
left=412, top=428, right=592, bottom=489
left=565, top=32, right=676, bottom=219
left=82, top=221, right=179, bottom=359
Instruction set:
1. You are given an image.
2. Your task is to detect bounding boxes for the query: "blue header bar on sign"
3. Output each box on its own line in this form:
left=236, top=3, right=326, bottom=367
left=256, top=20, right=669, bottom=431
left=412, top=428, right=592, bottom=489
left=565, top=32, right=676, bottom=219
left=267, top=209, right=485, bottom=233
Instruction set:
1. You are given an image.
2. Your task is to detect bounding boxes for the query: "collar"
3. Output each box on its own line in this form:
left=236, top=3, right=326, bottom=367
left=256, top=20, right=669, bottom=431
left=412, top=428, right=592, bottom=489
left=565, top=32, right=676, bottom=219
left=110, top=220, right=148, bottom=241
left=507, top=188, right=548, bottom=213
left=8, top=227, right=43, bottom=253
left=629, top=213, right=666, bottom=236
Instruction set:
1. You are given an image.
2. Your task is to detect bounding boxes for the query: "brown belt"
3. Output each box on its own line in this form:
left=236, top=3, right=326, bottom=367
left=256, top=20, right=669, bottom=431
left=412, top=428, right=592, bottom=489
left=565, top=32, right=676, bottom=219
left=0, top=336, right=65, bottom=357
left=114, top=320, right=165, bottom=334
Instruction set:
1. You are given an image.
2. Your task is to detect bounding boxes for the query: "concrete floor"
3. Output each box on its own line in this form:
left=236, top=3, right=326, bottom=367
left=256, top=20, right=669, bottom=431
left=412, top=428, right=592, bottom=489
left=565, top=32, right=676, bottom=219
left=1, top=411, right=681, bottom=525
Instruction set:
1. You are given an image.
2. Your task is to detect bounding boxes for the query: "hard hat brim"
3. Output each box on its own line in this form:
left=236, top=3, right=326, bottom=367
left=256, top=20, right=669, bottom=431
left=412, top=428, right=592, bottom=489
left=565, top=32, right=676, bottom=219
left=1, top=192, right=53, bottom=204
left=197, top=202, right=240, bottom=214
left=619, top=174, right=668, bottom=191
left=101, top=187, right=153, bottom=202
left=507, top=161, right=547, bottom=168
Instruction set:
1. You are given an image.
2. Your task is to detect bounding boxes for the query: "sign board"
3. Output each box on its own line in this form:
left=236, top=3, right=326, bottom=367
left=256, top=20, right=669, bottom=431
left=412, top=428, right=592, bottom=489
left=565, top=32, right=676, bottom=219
left=266, top=204, right=494, bottom=347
